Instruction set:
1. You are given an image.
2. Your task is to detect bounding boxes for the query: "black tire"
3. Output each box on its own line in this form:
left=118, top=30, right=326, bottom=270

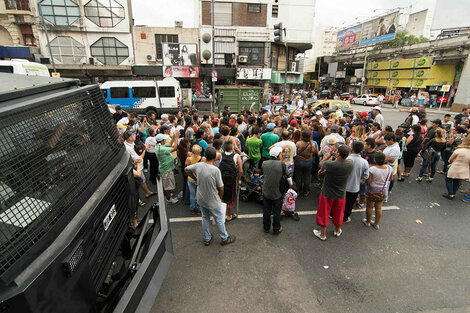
left=363, top=101, right=367, bottom=106
left=240, top=194, right=249, bottom=202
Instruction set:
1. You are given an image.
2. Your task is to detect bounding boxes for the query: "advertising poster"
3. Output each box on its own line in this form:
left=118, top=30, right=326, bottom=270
left=337, top=25, right=362, bottom=50
left=162, top=43, right=198, bottom=67
left=163, top=66, right=199, bottom=78
left=360, top=12, right=399, bottom=45
left=337, top=11, right=398, bottom=50
left=236, top=68, right=272, bottom=80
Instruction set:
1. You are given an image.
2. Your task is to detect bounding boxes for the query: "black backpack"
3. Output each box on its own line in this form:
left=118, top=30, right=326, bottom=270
left=219, top=152, right=237, bottom=185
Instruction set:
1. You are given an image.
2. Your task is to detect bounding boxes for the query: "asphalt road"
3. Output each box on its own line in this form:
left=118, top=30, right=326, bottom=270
left=146, top=105, right=470, bottom=313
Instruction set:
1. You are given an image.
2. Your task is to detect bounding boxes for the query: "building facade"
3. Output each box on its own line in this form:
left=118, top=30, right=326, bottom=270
left=0, top=0, right=40, bottom=58
left=196, top=0, right=315, bottom=95
left=34, top=0, right=134, bottom=81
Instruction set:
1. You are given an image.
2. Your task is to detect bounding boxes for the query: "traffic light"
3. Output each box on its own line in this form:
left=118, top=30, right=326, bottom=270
left=274, top=23, right=283, bottom=43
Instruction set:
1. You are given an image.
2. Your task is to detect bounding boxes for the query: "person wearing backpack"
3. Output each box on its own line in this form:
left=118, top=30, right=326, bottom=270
left=262, top=146, right=286, bottom=234
left=219, top=140, right=242, bottom=222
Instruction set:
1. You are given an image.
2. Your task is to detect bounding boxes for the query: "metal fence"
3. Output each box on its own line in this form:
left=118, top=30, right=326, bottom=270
left=0, top=85, right=122, bottom=283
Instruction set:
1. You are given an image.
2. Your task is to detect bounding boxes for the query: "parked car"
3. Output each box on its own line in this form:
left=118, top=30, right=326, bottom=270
left=340, top=92, right=357, bottom=102
left=311, top=99, right=354, bottom=116
left=352, top=94, right=379, bottom=106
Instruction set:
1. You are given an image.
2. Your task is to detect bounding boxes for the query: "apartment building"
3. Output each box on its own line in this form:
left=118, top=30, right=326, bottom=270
left=196, top=0, right=315, bottom=93
left=0, top=0, right=40, bottom=58
left=34, top=0, right=134, bottom=81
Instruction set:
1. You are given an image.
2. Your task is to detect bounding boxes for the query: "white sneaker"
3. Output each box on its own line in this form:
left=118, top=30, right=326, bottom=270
left=362, top=218, right=370, bottom=227
left=167, top=197, right=179, bottom=204
left=343, top=217, right=351, bottom=224
left=334, top=229, right=343, bottom=237
left=313, top=229, right=326, bottom=241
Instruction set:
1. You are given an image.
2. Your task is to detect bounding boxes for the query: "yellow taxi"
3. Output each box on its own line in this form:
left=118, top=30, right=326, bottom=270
left=309, top=99, right=353, bottom=116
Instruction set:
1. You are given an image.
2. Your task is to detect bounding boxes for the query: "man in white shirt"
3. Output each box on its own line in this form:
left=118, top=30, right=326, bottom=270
left=320, top=124, right=345, bottom=148
left=382, top=133, right=400, bottom=199
left=272, top=130, right=296, bottom=182
left=373, top=106, right=385, bottom=130
left=123, top=130, right=154, bottom=198
left=316, top=111, right=328, bottom=128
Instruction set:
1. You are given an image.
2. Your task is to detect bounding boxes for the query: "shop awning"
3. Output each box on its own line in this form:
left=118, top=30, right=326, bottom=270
left=0, top=46, right=31, bottom=59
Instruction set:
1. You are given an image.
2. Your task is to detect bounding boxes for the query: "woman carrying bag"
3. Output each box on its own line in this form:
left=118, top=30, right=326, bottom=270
left=363, top=152, right=393, bottom=230
left=443, top=136, right=470, bottom=200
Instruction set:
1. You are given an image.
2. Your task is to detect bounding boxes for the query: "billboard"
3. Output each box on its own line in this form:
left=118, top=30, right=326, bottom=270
left=162, top=43, right=198, bottom=67
left=163, top=66, right=199, bottom=78
left=337, top=11, right=399, bottom=50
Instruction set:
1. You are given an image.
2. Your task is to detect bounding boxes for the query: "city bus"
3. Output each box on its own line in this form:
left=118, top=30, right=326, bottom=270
left=101, top=79, right=183, bottom=116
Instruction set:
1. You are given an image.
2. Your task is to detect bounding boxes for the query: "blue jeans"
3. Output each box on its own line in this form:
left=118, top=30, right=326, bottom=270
left=187, top=180, right=200, bottom=212
left=263, top=197, right=282, bottom=232
left=201, top=206, right=228, bottom=242
left=419, top=153, right=441, bottom=178
left=445, top=177, right=461, bottom=195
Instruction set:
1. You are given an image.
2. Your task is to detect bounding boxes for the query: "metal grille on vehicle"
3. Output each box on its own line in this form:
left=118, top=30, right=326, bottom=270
left=0, top=86, right=122, bottom=283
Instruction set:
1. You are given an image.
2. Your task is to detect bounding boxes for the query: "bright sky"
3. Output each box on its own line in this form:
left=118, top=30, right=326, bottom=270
left=131, top=0, right=435, bottom=28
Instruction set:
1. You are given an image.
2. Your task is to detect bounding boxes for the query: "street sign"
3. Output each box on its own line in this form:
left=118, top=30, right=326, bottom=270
left=441, top=85, right=451, bottom=92
left=211, top=70, right=217, bottom=82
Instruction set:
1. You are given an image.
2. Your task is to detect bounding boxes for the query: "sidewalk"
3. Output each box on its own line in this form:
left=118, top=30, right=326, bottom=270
left=380, top=102, right=451, bottom=114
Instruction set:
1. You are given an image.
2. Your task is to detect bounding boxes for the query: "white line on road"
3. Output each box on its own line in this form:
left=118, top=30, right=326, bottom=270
left=168, top=205, right=400, bottom=223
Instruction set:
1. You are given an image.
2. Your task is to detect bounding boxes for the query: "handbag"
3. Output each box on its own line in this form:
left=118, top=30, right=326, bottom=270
left=280, top=162, right=289, bottom=194
left=421, top=147, right=435, bottom=162
left=369, top=168, right=391, bottom=203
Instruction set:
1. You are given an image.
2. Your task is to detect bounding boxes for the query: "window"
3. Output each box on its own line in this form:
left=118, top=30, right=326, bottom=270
left=214, top=2, right=232, bottom=26
left=247, top=3, right=261, bottom=13
left=155, top=34, right=178, bottom=59
left=39, top=0, right=80, bottom=26
left=272, top=4, right=278, bottom=18
left=0, top=66, right=13, bottom=73
left=110, top=87, right=129, bottom=98
left=239, top=42, right=265, bottom=66
left=50, top=36, right=86, bottom=64
left=84, top=0, right=125, bottom=27
left=5, top=0, right=30, bottom=10
left=90, top=37, right=129, bottom=65
left=132, top=87, right=156, bottom=98
left=158, top=87, right=175, bottom=98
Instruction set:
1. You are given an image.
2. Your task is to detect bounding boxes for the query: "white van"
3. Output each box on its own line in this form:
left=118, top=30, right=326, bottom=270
left=100, top=78, right=182, bottom=115
left=0, top=59, right=50, bottom=77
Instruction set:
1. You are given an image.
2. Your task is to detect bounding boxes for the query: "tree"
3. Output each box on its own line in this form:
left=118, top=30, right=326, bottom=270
left=373, top=31, right=428, bottom=50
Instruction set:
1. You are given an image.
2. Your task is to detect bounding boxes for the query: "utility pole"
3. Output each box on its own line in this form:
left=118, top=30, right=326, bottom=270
left=37, top=3, right=56, bottom=73
left=211, top=0, right=215, bottom=112
left=274, top=23, right=287, bottom=103
left=284, top=42, right=288, bottom=103
left=361, top=49, right=368, bottom=94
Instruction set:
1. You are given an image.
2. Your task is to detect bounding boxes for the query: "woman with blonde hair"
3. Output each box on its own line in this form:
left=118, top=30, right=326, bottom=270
left=416, top=128, right=447, bottom=183
left=443, top=136, right=470, bottom=200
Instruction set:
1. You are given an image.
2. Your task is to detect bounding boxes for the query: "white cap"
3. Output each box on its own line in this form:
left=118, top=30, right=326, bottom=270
left=373, top=106, right=382, bottom=112
left=156, top=133, right=170, bottom=142
left=269, top=146, right=283, bottom=158
left=315, top=111, right=323, bottom=115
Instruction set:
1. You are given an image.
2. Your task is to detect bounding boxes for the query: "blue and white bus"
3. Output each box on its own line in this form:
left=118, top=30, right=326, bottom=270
left=100, top=78, right=183, bottom=116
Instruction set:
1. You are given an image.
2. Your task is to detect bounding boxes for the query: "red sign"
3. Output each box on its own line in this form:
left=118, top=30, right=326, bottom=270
left=163, top=66, right=199, bottom=78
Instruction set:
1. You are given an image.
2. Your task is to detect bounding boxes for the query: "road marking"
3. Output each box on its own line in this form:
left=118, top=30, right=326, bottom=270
left=169, top=205, right=400, bottom=223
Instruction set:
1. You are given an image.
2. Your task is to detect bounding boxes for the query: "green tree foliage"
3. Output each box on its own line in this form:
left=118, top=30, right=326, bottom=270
left=373, top=31, right=428, bottom=50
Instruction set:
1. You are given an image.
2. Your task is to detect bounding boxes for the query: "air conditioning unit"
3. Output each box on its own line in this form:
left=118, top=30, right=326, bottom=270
left=290, top=61, right=297, bottom=72
left=238, top=55, right=248, bottom=63
left=146, top=54, right=156, bottom=62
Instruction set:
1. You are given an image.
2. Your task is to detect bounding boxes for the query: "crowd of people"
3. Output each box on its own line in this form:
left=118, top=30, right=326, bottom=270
left=115, top=101, right=470, bottom=244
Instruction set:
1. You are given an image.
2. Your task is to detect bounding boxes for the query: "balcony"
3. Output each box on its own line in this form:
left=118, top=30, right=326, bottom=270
left=5, top=0, right=30, bottom=11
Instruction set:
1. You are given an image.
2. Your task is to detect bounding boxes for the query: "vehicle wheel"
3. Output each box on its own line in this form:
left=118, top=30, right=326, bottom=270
left=363, top=101, right=367, bottom=106
left=240, top=194, right=249, bottom=202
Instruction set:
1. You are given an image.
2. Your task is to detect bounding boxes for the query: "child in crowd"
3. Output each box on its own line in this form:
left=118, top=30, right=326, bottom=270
left=282, top=184, right=300, bottom=221
left=251, top=168, right=262, bottom=184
